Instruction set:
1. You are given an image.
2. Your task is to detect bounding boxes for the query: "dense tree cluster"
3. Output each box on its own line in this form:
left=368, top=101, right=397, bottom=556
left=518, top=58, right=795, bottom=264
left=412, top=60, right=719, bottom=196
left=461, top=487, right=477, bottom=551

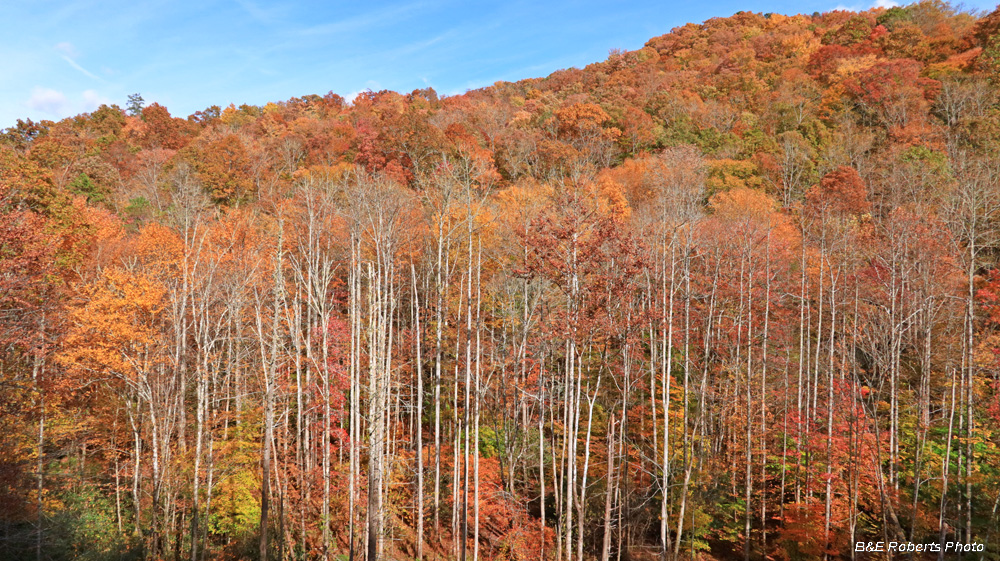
left=3, top=2, right=1000, bottom=560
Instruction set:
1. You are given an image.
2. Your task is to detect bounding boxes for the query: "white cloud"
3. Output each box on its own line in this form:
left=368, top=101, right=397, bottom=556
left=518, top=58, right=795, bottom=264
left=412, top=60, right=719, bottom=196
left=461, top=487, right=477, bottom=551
left=343, top=90, right=365, bottom=105
left=832, top=0, right=902, bottom=11
left=82, top=89, right=111, bottom=111
left=343, top=81, right=382, bottom=105
left=26, top=87, right=70, bottom=116
left=25, top=88, right=114, bottom=119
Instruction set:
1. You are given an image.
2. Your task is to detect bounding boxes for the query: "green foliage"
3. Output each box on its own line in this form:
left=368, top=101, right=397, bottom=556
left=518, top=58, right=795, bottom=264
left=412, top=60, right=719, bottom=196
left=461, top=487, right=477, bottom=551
left=126, top=93, right=144, bottom=117
left=822, top=15, right=874, bottom=46
left=739, top=127, right=778, bottom=158
left=68, top=173, right=107, bottom=204
left=124, top=196, right=151, bottom=225
left=89, top=105, right=126, bottom=139
left=45, top=485, right=140, bottom=561
left=979, top=39, right=1000, bottom=82
left=877, top=7, right=911, bottom=31
left=900, top=144, right=948, bottom=174
left=479, top=425, right=502, bottom=459
left=683, top=507, right=713, bottom=554
left=654, top=110, right=739, bottom=155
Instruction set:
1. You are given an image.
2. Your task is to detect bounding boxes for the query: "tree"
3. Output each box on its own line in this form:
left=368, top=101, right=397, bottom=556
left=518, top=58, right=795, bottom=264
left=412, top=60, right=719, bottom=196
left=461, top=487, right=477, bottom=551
left=127, top=94, right=145, bottom=117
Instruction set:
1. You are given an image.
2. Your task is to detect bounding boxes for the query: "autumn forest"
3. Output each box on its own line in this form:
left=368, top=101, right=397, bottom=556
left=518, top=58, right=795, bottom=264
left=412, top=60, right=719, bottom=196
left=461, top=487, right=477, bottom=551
left=3, top=3, right=1000, bottom=560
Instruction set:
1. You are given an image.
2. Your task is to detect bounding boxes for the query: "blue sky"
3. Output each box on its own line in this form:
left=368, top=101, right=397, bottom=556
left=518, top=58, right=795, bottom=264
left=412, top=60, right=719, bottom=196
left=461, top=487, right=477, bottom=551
left=1, top=0, right=995, bottom=128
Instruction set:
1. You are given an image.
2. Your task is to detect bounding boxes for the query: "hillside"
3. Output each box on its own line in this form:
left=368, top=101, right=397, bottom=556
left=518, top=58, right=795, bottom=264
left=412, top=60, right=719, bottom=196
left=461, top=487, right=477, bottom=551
left=2, top=2, right=1000, bottom=560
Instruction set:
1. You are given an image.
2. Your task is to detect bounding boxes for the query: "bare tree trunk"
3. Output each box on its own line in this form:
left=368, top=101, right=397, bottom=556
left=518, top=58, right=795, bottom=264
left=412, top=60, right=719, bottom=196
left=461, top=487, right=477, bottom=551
left=965, top=251, right=975, bottom=542
left=578, top=378, right=599, bottom=561
left=349, top=238, right=360, bottom=561
left=823, top=265, right=838, bottom=561
left=473, top=240, right=483, bottom=561
left=453, top=276, right=465, bottom=560
left=366, top=262, right=389, bottom=561
left=434, top=223, right=448, bottom=549
left=744, top=247, right=754, bottom=561
left=190, top=353, right=205, bottom=561
left=540, top=364, right=547, bottom=561
left=460, top=226, right=473, bottom=561
left=661, top=240, right=677, bottom=560
left=33, top=347, right=44, bottom=561
left=413, top=265, right=425, bottom=560
left=760, top=232, right=772, bottom=550
left=258, top=219, right=285, bottom=561
left=601, top=417, right=615, bottom=561
left=939, top=369, right=958, bottom=560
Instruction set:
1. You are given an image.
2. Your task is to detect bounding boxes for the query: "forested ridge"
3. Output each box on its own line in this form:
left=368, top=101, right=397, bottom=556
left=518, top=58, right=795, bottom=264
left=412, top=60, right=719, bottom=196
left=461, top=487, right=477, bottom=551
left=3, top=3, right=1000, bottom=560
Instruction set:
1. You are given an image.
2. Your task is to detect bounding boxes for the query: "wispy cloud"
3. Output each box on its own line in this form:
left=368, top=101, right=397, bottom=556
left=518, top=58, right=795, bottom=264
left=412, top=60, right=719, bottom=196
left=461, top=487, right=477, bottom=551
left=61, top=55, right=104, bottom=81
left=235, top=0, right=288, bottom=25
left=298, top=2, right=430, bottom=37
left=54, top=41, right=78, bottom=58
left=382, top=31, right=453, bottom=59
left=54, top=42, right=106, bottom=82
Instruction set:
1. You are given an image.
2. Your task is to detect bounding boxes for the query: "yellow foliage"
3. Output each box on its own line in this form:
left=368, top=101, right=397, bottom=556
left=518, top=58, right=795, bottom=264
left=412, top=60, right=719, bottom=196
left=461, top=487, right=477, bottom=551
left=709, top=185, right=775, bottom=221
left=61, top=267, right=168, bottom=384
left=833, top=54, right=879, bottom=79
